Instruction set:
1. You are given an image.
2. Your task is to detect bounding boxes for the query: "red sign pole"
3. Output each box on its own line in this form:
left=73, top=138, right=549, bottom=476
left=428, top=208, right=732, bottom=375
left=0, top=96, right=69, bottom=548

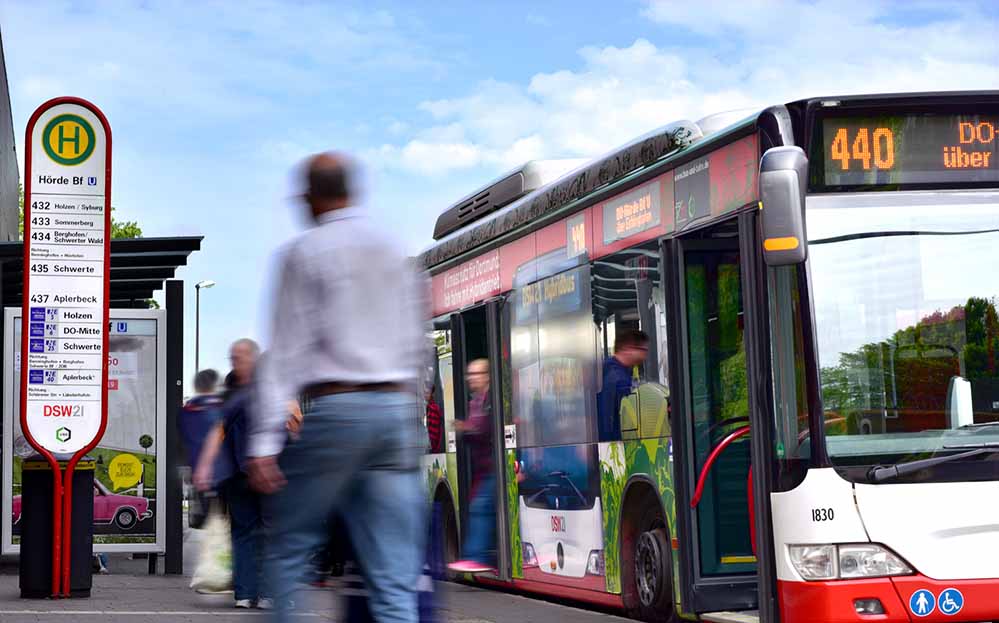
left=21, top=97, right=111, bottom=598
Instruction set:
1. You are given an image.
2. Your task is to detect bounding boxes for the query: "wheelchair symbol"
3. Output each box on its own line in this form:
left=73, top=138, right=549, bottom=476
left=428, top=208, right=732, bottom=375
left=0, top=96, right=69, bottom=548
left=938, top=588, right=963, bottom=615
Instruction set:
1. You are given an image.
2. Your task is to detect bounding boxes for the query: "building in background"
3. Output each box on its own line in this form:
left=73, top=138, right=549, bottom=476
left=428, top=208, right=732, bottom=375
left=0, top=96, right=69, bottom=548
left=0, top=31, right=19, bottom=241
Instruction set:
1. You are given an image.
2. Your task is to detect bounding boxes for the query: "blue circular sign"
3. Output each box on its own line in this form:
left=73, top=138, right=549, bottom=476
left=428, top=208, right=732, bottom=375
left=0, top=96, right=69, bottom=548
left=938, top=588, right=964, bottom=616
left=909, top=589, right=936, bottom=617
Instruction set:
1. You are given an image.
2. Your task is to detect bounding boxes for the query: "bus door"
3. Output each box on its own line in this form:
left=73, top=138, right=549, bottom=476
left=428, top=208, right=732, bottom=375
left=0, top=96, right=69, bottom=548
left=672, top=218, right=759, bottom=614
left=450, top=299, right=512, bottom=581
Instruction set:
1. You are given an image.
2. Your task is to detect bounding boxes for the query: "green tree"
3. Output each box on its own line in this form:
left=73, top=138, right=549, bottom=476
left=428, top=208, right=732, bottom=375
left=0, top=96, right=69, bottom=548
left=139, top=434, right=153, bottom=456
left=821, top=297, right=999, bottom=434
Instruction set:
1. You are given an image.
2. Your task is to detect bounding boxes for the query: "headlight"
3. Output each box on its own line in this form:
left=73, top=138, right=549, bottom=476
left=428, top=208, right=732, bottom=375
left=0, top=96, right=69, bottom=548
left=838, top=544, right=912, bottom=579
left=586, top=550, right=605, bottom=576
left=789, top=544, right=837, bottom=580
left=523, top=542, right=538, bottom=567
left=789, top=544, right=913, bottom=581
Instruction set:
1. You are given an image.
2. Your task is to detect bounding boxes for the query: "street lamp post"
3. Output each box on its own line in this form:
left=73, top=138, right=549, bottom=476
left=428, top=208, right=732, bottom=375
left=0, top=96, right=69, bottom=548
left=194, top=280, right=216, bottom=374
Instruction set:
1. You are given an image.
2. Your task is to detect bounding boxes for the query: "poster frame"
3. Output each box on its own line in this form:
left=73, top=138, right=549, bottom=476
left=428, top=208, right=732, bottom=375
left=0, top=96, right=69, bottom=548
left=2, top=306, right=167, bottom=554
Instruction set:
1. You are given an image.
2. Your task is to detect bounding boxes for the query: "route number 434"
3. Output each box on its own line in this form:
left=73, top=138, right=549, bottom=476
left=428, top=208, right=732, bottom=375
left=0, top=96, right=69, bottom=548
left=811, top=508, right=835, bottom=522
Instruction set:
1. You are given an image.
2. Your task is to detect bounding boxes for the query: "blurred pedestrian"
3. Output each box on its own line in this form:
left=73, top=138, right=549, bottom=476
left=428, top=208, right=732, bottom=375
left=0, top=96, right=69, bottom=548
left=448, top=359, right=495, bottom=574
left=180, top=369, right=223, bottom=467
left=248, top=152, right=426, bottom=623
left=194, top=339, right=271, bottom=610
left=179, top=369, right=223, bottom=528
left=92, top=552, right=110, bottom=574
left=310, top=513, right=348, bottom=586
left=425, top=382, right=443, bottom=454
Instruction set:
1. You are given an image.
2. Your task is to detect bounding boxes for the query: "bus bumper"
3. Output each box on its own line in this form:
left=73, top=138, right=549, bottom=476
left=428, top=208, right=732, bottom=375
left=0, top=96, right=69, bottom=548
left=779, top=576, right=999, bottom=622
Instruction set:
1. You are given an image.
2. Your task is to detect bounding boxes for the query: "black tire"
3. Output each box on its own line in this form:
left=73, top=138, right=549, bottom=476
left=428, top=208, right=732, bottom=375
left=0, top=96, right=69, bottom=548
left=441, top=500, right=460, bottom=580
left=622, top=501, right=676, bottom=622
left=114, top=507, right=138, bottom=531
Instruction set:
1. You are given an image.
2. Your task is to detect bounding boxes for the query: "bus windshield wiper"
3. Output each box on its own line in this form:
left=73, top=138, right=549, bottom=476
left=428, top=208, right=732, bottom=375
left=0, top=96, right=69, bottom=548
left=867, top=442, right=999, bottom=483
left=960, top=421, right=999, bottom=429
left=811, top=227, right=999, bottom=246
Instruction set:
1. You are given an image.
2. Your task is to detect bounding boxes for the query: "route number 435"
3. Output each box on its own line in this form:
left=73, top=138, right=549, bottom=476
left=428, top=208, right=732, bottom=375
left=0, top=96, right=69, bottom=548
left=811, top=508, right=835, bottom=522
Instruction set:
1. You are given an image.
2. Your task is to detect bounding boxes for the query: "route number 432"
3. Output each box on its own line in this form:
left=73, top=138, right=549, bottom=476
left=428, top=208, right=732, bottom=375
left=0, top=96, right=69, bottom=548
left=811, top=508, right=835, bottom=522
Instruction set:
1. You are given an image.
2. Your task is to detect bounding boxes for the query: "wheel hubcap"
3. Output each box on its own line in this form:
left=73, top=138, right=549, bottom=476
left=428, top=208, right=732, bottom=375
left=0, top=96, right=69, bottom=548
left=635, top=531, right=662, bottom=608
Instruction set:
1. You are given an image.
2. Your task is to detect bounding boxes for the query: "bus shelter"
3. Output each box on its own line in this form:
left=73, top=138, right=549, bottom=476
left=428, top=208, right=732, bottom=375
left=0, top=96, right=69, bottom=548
left=0, top=235, right=201, bottom=574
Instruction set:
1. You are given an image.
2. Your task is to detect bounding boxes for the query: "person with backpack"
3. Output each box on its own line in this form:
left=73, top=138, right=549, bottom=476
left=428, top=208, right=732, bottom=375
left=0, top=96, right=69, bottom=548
left=179, top=369, right=224, bottom=528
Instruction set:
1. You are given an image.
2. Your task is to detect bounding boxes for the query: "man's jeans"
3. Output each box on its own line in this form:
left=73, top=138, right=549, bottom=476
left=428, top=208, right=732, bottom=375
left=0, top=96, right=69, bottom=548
left=223, top=473, right=267, bottom=602
left=462, top=475, right=496, bottom=565
left=265, top=391, right=426, bottom=623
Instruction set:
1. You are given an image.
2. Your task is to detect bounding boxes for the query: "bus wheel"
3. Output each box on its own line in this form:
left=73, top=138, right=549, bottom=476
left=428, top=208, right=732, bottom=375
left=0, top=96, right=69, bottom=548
left=623, top=503, right=676, bottom=622
left=441, top=500, right=460, bottom=580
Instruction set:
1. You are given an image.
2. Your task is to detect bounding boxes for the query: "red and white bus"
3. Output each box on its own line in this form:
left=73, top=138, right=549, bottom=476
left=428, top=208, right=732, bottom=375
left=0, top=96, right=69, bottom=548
left=420, top=91, right=999, bottom=622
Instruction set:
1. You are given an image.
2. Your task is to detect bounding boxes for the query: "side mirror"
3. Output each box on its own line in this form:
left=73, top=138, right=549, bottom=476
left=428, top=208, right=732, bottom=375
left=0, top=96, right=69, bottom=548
left=760, top=146, right=808, bottom=266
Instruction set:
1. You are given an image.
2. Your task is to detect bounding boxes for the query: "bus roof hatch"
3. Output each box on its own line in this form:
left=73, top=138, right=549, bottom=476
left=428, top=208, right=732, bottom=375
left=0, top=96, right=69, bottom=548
left=432, top=159, right=586, bottom=240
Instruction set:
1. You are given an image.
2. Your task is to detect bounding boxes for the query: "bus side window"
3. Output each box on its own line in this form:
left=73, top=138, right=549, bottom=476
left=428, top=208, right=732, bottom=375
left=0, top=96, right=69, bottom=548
left=510, top=265, right=596, bottom=447
left=768, top=265, right=809, bottom=490
left=591, top=240, right=669, bottom=440
left=429, top=328, right=455, bottom=454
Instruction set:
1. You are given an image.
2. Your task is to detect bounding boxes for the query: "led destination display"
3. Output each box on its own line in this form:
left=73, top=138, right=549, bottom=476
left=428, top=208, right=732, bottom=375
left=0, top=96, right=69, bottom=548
left=820, top=113, right=999, bottom=187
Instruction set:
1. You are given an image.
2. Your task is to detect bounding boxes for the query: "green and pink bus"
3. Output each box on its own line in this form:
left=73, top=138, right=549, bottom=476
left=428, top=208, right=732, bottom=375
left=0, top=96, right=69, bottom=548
left=421, top=91, right=999, bottom=623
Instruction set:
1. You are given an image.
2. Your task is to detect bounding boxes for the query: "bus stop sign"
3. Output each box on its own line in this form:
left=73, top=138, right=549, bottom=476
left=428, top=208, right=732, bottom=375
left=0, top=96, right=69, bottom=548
left=21, top=98, right=111, bottom=456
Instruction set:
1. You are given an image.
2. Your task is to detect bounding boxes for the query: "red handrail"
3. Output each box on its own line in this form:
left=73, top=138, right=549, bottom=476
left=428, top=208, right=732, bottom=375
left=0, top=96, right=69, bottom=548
left=690, top=425, right=751, bottom=508
left=747, top=466, right=756, bottom=555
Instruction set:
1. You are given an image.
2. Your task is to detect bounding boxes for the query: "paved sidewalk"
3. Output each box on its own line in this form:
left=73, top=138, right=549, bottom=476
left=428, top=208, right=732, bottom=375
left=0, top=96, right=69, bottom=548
left=0, top=570, right=631, bottom=623
left=0, top=519, right=631, bottom=622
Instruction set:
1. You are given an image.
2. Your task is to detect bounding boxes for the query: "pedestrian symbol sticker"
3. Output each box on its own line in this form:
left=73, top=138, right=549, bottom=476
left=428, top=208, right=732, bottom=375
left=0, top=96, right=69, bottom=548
left=938, top=588, right=963, bottom=616
left=41, top=113, right=96, bottom=166
left=910, top=589, right=935, bottom=617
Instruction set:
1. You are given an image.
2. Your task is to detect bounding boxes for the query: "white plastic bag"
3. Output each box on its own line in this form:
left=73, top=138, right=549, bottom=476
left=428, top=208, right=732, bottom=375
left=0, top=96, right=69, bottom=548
left=190, top=503, right=232, bottom=593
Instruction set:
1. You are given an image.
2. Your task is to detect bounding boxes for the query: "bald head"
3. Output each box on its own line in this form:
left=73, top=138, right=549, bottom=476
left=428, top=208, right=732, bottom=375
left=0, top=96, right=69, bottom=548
left=467, top=358, right=490, bottom=394
left=303, top=152, right=355, bottom=220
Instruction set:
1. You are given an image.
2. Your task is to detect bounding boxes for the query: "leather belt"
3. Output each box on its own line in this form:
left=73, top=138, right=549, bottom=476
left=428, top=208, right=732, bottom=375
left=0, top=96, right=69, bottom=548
left=302, top=381, right=408, bottom=402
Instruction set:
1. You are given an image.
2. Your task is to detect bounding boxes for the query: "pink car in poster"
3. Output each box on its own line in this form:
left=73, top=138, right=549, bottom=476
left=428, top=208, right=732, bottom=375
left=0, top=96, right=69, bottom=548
left=12, top=480, right=153, bottom=530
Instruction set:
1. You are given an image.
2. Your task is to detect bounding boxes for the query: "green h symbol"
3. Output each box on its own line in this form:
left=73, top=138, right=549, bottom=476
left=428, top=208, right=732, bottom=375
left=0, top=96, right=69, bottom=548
left=58, top=123, right=81, bottom=155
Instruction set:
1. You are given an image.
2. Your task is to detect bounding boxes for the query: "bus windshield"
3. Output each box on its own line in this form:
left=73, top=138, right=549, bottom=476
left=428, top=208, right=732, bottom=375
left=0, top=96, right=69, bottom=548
left=808, top=191, right=999, bottom=480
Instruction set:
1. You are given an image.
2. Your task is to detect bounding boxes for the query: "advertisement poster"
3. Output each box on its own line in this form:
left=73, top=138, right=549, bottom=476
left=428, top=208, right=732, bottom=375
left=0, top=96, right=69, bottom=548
left=2, top=308, right=166, bottom=553
left=601, top=181, right=662, bottom=245
left=515, top=444, right=604, bottom=590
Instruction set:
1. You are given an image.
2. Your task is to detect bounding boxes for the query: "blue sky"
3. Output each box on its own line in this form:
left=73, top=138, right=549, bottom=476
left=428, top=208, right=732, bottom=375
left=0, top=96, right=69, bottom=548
left=1, top=0, right=997, bottom=388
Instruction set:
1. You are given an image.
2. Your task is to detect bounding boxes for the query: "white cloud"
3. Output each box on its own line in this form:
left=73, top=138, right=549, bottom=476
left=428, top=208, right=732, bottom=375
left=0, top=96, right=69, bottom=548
left=1, top=0, right=441, bottom=130
left=387, top=119, right=410, bottom=135
left=0, top=0, right=453, bottom=394
left=400, top=140, right=482, bottom=174
left=526, top=12, right=550, bottom=26
left=380, top=2, right=999, bottom=177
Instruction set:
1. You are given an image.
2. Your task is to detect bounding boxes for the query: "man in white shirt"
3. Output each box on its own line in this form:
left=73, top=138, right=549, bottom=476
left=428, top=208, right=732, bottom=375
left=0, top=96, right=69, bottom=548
left=247, top=153, right=426, bottom=623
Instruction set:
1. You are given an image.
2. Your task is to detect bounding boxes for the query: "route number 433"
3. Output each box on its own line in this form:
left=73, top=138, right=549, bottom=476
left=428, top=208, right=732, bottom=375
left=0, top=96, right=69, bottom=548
left=811, top=508, right=835, bottom=522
